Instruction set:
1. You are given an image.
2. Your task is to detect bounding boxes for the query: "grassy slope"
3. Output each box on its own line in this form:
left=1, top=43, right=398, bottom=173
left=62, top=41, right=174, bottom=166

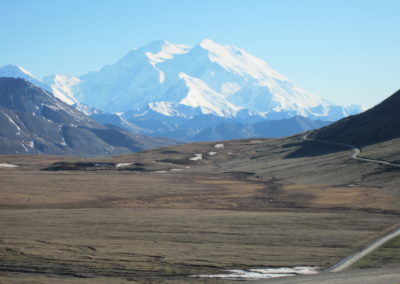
left=352, top=235, right=400, bottom=269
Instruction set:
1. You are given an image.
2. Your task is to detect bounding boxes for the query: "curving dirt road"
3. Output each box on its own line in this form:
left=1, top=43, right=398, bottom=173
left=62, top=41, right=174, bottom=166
left=301, top=131, right=400, bottom=273
left=303, top=132, right=400, bottom=168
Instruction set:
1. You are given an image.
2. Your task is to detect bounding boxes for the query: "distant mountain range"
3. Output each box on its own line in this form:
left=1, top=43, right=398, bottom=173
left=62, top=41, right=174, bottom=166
left=193, top=116, right=330, bottom=141
left=0, top=39, right=363, bottom=142
left=0, top=78, right=177, bottom=156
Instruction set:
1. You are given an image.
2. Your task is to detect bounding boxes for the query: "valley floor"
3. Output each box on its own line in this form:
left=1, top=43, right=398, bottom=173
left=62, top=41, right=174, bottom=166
left=0, top=136, right=399, bottom=282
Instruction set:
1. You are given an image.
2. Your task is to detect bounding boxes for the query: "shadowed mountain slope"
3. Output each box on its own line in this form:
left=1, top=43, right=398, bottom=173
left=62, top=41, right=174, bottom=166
left=313, top=89, right=400, bottom=147
left=0, top=78, right=177, bottom=156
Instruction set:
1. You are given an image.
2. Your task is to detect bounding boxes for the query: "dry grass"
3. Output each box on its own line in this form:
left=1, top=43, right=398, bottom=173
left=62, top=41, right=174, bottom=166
left=278, top=184, right=399, bottom=211
left=0, top=136, right=399, bottom=282
left=351, top=235, right=400, bottom=269
left=0, top=208, right=397, bottom=282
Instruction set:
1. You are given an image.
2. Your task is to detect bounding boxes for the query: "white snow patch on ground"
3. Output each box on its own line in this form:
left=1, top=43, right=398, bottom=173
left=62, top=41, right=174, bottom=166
left=214, top=143, right=224, bottom=149
left=192, top=266, right=319, bottom=281
left=170, top=168, right=183, bottom=172
left=116, top=163, right=133, bottom=168
left=249, top=140, right=263, bottom=144
left=189, top=154, right=203, bottom=161
left=208, top=151, right=217, bottom=156
left=153, top=170, right=168, bottom=173
left=0, top=163, right=19, bottom=168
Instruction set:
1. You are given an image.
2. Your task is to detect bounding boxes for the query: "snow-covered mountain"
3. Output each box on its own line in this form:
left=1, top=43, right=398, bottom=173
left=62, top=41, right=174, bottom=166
left=46, top=39, right=361, bottom=121
left=43, top=74, right=80, bottom=106
left=0, top=64, right=51, bottom=93
left=0, top=40, right=363, bottom=142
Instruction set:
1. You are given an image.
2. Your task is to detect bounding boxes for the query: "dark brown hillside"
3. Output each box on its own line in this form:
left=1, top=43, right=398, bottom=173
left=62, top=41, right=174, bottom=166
left=314, top=89, right=400, bottom=147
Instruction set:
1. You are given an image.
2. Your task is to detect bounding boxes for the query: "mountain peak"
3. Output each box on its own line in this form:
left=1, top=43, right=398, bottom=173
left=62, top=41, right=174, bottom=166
left=199, top=38, right=219, bottom=48
left=0, top=64, right=51, bottom=92
left=43, top=39, right=361, bottom=121
left=197, top=39, right=237, bottom=55
left=138, top=40, right=191, bottom=53
left=198, top=39, right=242, bottom=54
left=117, top=40, right=190, bottom=69
left=195, top=39, right=289, bottom=83
left=0, top=64, right=38, bottom=80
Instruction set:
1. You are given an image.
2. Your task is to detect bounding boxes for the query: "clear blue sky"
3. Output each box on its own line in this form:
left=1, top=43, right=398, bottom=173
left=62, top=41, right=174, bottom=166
left=1, top=0, right=399, bottom=108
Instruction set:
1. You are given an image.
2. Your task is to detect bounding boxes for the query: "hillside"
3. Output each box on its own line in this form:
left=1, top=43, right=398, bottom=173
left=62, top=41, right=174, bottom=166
left=314, top=89, right=400, bottom=147
left=1, top=130, right=399, bottom=282
left=0, top=78, right=177, bottom=156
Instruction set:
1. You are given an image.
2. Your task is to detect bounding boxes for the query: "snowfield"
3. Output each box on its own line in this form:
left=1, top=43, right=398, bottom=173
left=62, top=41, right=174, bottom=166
left=41, top=39, right=361, bottom=121
left=0, top=163, right=19, bottom=168
left=189, top=154, right=203, bottom=161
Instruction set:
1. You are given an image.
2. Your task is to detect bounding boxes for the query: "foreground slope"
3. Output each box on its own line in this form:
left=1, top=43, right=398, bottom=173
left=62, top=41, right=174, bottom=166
left=0, top=78, right=177, bottom=156
left=0, top=133, right=399, bottom=283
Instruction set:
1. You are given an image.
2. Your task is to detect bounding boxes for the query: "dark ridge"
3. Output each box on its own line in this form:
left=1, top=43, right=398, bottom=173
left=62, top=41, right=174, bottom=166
left=314, top=89, right=400, bottom=147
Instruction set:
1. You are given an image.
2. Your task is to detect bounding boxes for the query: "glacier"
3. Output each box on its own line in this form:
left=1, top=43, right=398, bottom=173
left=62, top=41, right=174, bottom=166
left=43, top=39, right=361, bottom=121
